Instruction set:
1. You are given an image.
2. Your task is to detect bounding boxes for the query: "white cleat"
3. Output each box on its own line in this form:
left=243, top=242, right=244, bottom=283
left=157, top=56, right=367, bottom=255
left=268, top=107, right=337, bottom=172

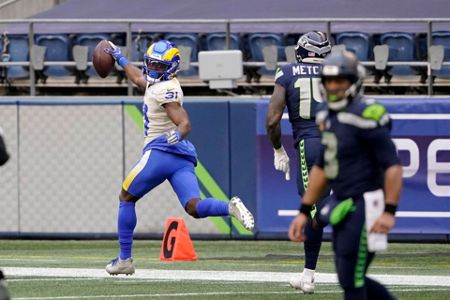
left=289, top=274, right=315, bottom=294
left=106, top=257, right=135, bottom=276
left=229, top=197, right=255, bottom=231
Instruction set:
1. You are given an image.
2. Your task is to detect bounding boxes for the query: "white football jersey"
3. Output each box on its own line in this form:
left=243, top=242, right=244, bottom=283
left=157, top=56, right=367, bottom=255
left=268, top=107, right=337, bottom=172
left=142, top=78, right=184, bottom=145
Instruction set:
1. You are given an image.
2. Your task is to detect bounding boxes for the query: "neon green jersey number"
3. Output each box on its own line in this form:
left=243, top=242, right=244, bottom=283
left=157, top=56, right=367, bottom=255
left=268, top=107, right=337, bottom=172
left=294, top=77, right=323, bottom=119
left=322, top=132, right=339, bottom=179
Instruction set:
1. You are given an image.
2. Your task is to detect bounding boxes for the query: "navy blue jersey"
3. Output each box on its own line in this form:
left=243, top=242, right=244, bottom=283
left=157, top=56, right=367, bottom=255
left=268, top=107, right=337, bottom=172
left=275, top=63, right=323, bottom=145
left=316, top=96, right=400, bottom=200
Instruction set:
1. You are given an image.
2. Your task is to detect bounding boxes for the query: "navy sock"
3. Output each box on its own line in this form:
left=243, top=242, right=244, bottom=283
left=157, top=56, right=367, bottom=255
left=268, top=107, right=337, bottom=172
left=195, top=198, right=229, bottom=218
left=118, top=201, right=137, bottom=260
left=304, top=218, right=323, bottom=270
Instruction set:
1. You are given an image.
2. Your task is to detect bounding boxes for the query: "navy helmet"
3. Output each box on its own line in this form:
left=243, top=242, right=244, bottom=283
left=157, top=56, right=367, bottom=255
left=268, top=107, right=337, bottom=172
left=320, top=50, right=366, bottom=110
left=295, top=31, right=331, bottom=64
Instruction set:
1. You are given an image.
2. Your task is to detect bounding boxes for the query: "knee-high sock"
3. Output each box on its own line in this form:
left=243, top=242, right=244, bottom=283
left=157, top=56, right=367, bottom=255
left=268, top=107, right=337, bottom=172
left=304, top=218, right=323, bottom=270
left=118, top=201, right=137, bottom=260
left=196, top=198, right=229, bottom=218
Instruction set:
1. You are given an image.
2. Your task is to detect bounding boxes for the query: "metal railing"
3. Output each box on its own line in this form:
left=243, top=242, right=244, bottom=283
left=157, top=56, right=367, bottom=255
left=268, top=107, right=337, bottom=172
left=0, top=18, right=450, bottom=96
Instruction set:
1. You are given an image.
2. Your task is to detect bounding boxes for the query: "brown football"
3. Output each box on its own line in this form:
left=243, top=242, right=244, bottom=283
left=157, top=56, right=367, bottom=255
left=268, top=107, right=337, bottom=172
left=93, top=40, right=115, bottom=78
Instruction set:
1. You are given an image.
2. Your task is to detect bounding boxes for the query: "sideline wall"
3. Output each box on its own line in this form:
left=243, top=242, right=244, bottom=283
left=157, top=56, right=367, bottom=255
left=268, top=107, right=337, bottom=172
left=0, top=97, right=449, bottom=240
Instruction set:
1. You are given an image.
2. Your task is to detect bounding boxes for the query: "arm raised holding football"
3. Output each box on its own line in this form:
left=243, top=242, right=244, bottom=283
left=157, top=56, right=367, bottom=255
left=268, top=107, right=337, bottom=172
left=103, top=41, right=147, bottom=89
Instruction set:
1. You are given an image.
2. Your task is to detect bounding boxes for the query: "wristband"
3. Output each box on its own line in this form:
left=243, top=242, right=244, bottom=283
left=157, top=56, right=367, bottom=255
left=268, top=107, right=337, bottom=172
left=117, top=56, right=129, bottom=68
left=299, top=203, right=313, bottom=216
left=384, top=203, right=397, bottom=215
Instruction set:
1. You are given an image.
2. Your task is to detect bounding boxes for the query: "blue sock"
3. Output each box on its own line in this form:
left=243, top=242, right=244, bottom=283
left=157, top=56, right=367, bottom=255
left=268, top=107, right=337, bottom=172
left=195, top=198, right=229, bottom=218
left=118, top=201, right=137, bottom=260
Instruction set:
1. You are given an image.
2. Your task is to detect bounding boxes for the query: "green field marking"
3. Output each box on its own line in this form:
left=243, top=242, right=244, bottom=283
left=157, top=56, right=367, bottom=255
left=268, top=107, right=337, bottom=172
left=195, top=162, right=252, bottom=235
left=125, top=105, right=251, bottom=235
left=125, top=104, right=143, bottom=127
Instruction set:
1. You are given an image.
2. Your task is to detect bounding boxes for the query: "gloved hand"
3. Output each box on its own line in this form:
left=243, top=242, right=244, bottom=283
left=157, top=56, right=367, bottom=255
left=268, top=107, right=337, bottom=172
left=104, top=41, right=128, bottom=67
left=165, top=130, right=182, bottom=144
left=274, top=145, right=290, bottom=181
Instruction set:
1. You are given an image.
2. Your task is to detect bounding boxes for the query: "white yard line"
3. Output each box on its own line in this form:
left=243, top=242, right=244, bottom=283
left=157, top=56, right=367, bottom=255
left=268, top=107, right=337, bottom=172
left=11, top=288, right=450, bottom=300
left=3, top=267, right=450, bottom=287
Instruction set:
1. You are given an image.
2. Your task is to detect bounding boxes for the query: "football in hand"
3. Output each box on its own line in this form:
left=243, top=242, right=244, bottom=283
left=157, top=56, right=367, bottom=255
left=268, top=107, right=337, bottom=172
left=93, top=40, right=115, bottom=78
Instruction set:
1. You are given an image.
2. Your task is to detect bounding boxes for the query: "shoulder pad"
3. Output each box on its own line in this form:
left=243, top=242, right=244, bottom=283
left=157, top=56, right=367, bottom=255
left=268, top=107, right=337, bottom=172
left=361, top=103, right=386, bottom=122
left=274, top=67, right=284, bottom=81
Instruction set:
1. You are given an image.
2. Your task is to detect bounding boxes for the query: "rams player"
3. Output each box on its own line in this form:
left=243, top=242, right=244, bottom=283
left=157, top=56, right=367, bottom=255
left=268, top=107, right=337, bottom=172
left=103, top=40, right=254, bottom=275
left=289, top=50, right=402, bottom=300
left=266, top=31, right=332, bottom=293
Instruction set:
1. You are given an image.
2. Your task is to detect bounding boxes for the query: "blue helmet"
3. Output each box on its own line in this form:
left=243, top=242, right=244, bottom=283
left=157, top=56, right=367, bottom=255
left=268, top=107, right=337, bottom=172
left=295, top=31, right=331, bottom=64
left=143, top=40, right=181, bottom=82
left=320, top=50, right=366, bottom=110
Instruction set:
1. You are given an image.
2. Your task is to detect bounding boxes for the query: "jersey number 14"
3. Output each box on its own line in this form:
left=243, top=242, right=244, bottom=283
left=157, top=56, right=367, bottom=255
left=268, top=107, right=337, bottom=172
left=294, top=77, right=323, bottom=119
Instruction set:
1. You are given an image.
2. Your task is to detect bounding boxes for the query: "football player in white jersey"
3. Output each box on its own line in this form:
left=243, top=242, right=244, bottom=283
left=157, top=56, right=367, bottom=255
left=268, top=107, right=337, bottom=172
left=103, top=40, right=254, bottom=275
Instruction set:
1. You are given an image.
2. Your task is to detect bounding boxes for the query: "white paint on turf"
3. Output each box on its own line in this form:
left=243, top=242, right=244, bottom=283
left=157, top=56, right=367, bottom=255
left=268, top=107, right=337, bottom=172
left=3, top=267, right=450, bottom=287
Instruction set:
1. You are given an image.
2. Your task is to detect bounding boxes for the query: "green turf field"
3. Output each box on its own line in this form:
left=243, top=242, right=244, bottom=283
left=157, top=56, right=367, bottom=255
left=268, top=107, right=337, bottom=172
left=1, top=240, right=449, bottom=299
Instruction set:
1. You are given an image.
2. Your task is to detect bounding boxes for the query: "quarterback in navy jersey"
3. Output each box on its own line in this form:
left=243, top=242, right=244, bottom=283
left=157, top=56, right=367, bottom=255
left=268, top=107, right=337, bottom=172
left=102, top=40, right=254, bottom=276
left=266, top=31, right=331, bottom=293
left=289, top=50, right=402, bottom=300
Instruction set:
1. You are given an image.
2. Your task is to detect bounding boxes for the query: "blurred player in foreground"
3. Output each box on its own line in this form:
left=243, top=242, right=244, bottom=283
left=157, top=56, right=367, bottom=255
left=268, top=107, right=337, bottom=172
left=266, top=31, right=332, bottom=293
left=0, top=127, right=11, bottom=300
left=289, top=50, right=402, bottom=300
left=103, top=39, right=254, bottom=275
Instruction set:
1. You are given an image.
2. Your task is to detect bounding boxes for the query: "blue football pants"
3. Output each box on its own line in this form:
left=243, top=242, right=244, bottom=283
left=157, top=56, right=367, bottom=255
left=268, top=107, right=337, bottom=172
left=123, top=149, right=200, bottom=207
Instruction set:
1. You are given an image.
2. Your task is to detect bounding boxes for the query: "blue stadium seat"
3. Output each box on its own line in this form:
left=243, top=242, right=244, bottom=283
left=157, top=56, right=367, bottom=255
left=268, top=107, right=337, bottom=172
left=285, top=33, right=301, bottom=47
left=432, top=31, right=450, bottom=78
left=335, top=32, right=371, bottom=61
left=248, top=33, right=285, bottom=75
left=205, top=33, right=240, bottom=50
left=35, top=34, right=72, bottom=77
left=164, top=33, right=199, bottom=76
left=380, top=32, right=417, bottom=76
left=5, top=34, right=29, bottom=79
left=74, top=33, right=111, bottom=77
left=131, top=33, right=156, bottom=62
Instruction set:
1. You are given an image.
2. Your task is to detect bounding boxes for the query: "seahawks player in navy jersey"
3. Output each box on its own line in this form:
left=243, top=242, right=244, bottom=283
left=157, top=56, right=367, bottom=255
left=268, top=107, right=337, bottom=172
left=289, top=50, right=402, bottom=300
left=266, top=31, right=331, bottom=293
left=103, top=40, right=254, bottom=275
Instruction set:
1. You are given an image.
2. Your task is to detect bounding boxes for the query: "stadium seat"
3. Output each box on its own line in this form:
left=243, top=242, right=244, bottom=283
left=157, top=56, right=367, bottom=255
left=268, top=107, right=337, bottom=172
left=248, top=33, right=285, bottom=76
left=432, top=31, right=450, bottom=78
left=285, top=33, right=301, bottom=47
left=164, top=33, right=199, bottom=76
left=335, top=32, right=371, bottom=61
left=205, top=33, right=240, bottom=50
left=379, top=32, right=418, bottom=76
left=74, top=33, right=111, bottom=77
left=131, top=32, right=157, bottom=62
left=35, top=34, right=72, bottom=77
left=4, top=34, right=29, bottom=79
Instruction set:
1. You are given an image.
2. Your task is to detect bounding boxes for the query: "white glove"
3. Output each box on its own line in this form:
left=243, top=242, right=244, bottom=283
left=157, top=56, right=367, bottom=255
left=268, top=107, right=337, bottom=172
left=273, top=146, right=290, bottom=181
left=165, top=130, right=181, bottom=144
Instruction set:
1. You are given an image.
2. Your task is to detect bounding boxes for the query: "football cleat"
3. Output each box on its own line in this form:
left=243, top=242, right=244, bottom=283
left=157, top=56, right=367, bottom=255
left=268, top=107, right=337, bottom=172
left=106, top=257, right=135, bottom=276
left=289, top=274, right=315, bottom=294
left=229, top=197, right=255, bottom=231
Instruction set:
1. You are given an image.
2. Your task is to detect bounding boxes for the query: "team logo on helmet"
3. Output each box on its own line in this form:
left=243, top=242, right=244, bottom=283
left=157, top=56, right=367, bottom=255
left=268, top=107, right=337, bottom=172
left=143, top=40, right=181, bottom=83
left=295, top=31, right=331, bottom=64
